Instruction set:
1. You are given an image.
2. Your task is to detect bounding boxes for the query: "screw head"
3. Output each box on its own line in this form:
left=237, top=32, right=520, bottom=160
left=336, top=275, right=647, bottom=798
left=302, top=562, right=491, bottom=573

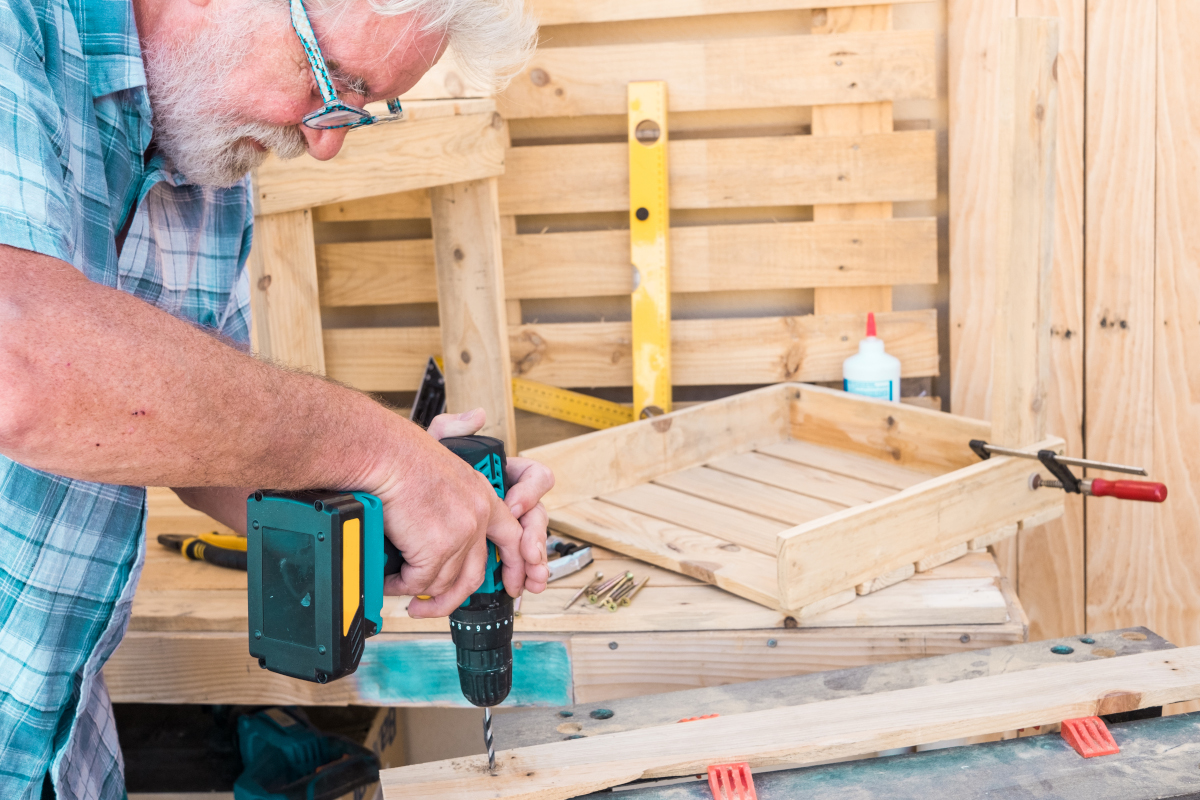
left=635, top=207, right=649, bottom=221
left=317, top=532, right=325, bottom=542
left=254, top=630, right=262, bottom=639
left=608, top=641, right=618, bottom=650
left=318, top=645, right=326, bottom=655
left=251, top=520, right=260, bottom=530
left=767, top=639, right=778, bottom=648
left=960, top=634, right=971, bottom=643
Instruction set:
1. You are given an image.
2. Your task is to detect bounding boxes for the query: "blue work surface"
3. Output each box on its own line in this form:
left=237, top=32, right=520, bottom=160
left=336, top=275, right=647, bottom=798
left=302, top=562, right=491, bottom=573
left=354, top=640, right=571, bottom=706
left=579, top=712, right=1200, bottom=800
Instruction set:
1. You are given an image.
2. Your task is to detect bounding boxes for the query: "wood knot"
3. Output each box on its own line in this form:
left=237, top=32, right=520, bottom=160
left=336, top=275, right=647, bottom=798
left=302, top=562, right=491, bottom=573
left=453, top=247, right=465, bottom=261
left=460, top=350, right=471, bottom=364
left=491, top=112, right=504, bottom=130
left=651, top=416, right=672, bottom=433
left=1036, top=103, right=1045, bottom=121
left=530, top=67, right=550, bottom=86
left=257, top=275, right=272, bottom=291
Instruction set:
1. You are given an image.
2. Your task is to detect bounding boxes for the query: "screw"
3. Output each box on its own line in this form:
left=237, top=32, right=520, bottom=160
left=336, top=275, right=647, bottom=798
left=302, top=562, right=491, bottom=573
left=251, top=520, right=260, bottom=529
left=635, top=207, right=649, bottom=221
left=317, top=532, right=325, bottom=541
left=608, top=641, right=618, bottom=650
left=960, top=634, right=971, bottom=643
left=767, top=639, right=777, bottom=648
left=254, top=630, right=262, bottom=639
left=318, top=645, right=326, bottom=654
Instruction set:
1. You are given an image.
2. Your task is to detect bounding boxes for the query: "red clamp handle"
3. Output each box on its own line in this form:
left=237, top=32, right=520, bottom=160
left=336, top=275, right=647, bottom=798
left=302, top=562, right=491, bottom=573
left=1090, top=478, right=1168, bottom=503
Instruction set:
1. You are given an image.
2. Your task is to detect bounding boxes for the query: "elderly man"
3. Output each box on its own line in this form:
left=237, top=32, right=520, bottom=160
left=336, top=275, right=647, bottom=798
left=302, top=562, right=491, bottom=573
left=0, top=0, right=550, bottom=795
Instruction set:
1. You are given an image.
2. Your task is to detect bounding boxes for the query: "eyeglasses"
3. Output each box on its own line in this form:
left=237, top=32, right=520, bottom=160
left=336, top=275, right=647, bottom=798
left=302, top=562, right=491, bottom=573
left=289, top=0, right=406, bottom=130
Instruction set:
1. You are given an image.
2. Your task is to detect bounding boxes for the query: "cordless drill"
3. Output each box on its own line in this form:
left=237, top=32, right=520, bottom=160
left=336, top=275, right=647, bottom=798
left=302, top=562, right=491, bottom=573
left=246, top=435, right=515, bottom=709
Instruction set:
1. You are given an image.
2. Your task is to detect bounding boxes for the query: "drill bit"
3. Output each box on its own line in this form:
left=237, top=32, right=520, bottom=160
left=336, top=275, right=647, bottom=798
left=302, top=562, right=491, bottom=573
left=483, top=707, right=496, bottom=771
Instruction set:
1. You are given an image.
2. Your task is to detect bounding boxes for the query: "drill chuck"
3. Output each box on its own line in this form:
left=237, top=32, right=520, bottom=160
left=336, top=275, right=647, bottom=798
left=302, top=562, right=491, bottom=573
left=450, top=592, right=515, bottom=707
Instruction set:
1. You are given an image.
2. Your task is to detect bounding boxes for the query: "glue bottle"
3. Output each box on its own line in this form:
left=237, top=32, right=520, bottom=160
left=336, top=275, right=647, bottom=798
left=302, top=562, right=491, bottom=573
left=842, top=312, right=901, bottom=403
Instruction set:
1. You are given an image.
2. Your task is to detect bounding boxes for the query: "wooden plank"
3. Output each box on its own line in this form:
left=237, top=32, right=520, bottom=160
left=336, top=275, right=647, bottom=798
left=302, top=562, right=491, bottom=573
left=379, top=646, right=1200, bottom=799
left=788, top=383, right=991, bottom=476
left=916, top=543, right=968, bottom=573
left=524, top=384, right=792, bottom=509
left=314, top=219, right=938, bottom=307
left=500, top=131, right=938, bottom=215
left=776, top=438, right=1065, bottom=610
left=756, top=439, right=928, bottom=490
left=948, top=0, right=1015, bottom=423
left=707, top=451, right=895, bottom=507
left=254, top=110, right=506, bottom=215
left=857, top=563, right=915, bottom=595
left=551, top=499, right=781, bottom=607
left=653, top=466, right=845, bottom=525
left=1145, top=0, right=1200, bottom=651
left=811, top=4, right=895, bottom=317
left=314, top=189, right=431, bottom=222
left=323, top=310, right=939, bottom=392
left=526, top=0, right=932, bottom=26
left=989, top=17, right=1057, bottom=450
left=316, top=240, right=436, bottom=307
left=599, top=483, right=787, bottom=555
left=430, top=177, right=516, bottom=449
left=498, top=627, right=1168, bottom=747
left=323, top=326, right=442, bottom=391
left=247, top=210, right=325, bottom=373
left=568, top=622, right=1026, bottom=703
left=498, top=31, right=935, bottom=119
left=1084, top=1, right=1158, bottom=635
left=1013, top=0, right=1086, bottom=641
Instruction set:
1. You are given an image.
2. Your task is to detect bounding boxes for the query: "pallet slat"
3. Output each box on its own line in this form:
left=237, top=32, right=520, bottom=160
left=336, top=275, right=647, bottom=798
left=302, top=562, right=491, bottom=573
left=314, top=218, right=938, bottom=306
left=707, top=451, right=894, bottom=506
left=499, top=31, right=935, bottom=118
left=600, top=483, right=787, bottom=555
left=653, top=466, right=844, bottom=525
left=500, top=131, right=937, bottom=215
left=757, top=439, right=929, bottom=491
left=322, top=309, right=939, bottom=392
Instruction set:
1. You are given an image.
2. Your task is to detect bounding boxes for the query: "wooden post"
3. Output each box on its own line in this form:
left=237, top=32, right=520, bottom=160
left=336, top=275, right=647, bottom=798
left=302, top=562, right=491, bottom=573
left=810, top=4, right=894, bottom=316
left=430, top=177, right=517, bottom=452
left=248, top=209, right=327, bottom=374
left=989, top=17, right=1059, bottom=582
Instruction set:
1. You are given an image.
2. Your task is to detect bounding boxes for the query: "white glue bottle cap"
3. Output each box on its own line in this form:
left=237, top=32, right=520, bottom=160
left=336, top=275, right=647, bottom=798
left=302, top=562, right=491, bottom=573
left=842, top=312, right=902, bottom=403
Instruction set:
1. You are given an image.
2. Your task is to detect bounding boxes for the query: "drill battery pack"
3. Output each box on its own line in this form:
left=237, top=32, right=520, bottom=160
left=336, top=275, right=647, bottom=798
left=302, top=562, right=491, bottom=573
left=247, top=490, right=387, bottom=684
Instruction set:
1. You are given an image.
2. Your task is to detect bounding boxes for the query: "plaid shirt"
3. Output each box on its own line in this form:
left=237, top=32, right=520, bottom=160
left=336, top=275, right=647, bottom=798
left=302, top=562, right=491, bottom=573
left=0, top=0, right=253, bottom=796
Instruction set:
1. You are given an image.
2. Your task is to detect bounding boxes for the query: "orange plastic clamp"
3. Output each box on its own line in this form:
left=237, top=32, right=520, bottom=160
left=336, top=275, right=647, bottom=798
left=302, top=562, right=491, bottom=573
left=678, top=714, right=719, bottom=723
left=1061, top=716, right=1119, bottom=758
left=707, top=762, right=757, bottom=800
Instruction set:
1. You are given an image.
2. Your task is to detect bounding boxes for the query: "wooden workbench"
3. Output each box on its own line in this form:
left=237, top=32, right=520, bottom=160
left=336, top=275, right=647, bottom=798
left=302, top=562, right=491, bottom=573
left=104, top=491, right=1028, bottom=706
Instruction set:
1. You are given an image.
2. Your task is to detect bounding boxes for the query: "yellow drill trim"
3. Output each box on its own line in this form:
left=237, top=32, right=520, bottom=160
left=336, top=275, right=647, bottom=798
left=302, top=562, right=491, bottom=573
left=512, top=377, right=634, bottom=430
left=628, top=81, right=672, bottom=418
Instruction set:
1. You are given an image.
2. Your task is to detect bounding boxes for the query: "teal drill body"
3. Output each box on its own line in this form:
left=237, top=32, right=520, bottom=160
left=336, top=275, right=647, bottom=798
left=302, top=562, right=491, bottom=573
left=247, top=435, right=515, bottom=708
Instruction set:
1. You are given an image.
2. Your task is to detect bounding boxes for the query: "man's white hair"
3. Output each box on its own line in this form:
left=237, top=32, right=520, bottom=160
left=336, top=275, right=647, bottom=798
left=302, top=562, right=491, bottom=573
left=329, top=0, right=538, bottom=92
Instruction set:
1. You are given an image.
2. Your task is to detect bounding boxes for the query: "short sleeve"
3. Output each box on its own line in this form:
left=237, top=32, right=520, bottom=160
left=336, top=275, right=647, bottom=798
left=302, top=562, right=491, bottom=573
left=0, top=0, right=77, bottom=263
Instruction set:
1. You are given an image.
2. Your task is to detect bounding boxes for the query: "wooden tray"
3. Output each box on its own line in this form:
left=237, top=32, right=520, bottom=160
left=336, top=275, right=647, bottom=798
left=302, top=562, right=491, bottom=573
left=524, top=384, right=1063, bottom=615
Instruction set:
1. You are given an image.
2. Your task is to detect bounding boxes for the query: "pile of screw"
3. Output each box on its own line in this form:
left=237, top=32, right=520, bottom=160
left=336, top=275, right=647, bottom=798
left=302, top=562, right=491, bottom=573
left=563, top=571, right=649, bottom=612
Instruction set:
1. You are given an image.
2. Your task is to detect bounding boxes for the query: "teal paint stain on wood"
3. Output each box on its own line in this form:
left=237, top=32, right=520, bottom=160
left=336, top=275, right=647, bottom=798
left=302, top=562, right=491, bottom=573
left=355, top=640, right=572, bottom=706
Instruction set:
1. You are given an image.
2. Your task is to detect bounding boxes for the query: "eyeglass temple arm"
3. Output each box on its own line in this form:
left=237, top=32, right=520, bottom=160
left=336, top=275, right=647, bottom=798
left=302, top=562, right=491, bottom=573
left=289, top=0, right=340, bottom=105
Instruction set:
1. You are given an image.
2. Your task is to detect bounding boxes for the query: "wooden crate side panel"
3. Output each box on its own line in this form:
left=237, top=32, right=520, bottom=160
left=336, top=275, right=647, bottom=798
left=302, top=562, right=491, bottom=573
left=523, top=384, right=793, bottom=508
left=314, top=218, right=938, bottom=307
left=254, top=112, right=507, bottom=215
left=788, top=384, right=990, bottom=476
left=499, top=131, right=937, bottom=215
left=321, top=310, right=938, bottom=392
left=527, top=0, right=932, bottom=26
left=499, top=31, right=935, bottom=119
left=776, top=439, right=1066, bottom=611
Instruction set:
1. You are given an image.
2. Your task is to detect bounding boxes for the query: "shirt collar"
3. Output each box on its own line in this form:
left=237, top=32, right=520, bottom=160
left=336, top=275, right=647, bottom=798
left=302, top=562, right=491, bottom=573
left=75, top=0, right=148, bottom=99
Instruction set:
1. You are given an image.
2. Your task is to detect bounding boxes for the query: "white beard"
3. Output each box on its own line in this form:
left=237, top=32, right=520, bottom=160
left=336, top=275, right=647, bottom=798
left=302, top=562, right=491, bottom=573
left=142, top=11, right=309, bottom=188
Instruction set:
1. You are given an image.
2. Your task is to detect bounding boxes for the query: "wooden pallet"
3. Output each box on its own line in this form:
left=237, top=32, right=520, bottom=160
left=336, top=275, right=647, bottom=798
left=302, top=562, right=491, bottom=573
left=311, top=0, right=941, bottom=420
left=526, top=383, right=1063, bottom=613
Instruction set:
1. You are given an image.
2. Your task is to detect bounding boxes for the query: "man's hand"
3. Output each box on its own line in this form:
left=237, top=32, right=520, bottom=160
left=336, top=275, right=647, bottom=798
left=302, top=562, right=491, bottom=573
left=382, top=409, right=553, bottom=618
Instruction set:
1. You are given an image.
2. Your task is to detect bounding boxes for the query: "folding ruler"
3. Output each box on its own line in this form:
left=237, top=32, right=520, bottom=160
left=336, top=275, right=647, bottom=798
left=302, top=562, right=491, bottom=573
left=628, top=81, right=672, bottom=418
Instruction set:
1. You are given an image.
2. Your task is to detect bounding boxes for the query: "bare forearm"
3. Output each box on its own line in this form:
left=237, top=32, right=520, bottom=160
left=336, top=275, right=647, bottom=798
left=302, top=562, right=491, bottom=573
left=0, top=245, right=419, bottom=492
